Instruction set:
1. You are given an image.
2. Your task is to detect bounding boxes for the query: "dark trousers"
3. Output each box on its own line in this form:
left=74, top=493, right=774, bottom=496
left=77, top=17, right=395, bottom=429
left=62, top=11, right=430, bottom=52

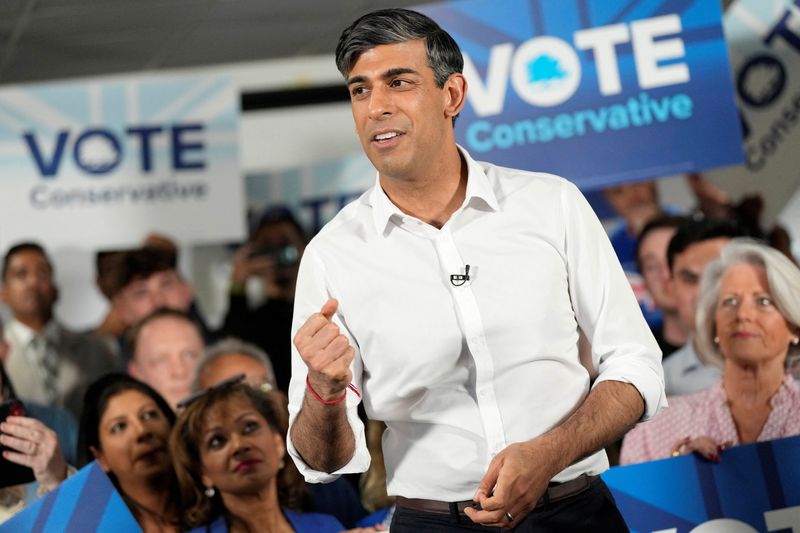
left=390, top=478, right=629, bottom=532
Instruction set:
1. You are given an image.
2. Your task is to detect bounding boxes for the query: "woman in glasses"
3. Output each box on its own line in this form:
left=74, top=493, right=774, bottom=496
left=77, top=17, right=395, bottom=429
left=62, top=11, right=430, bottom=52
left=170, top=381, right=345, bottom=532
left=78, top=373, right=181, bottom=532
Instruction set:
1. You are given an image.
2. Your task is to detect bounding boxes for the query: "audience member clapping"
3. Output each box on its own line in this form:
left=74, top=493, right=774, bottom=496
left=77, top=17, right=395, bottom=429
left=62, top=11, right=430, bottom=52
left=77, top=373, right=181, bottom=532
left=621, top=240, right=800, bottom=464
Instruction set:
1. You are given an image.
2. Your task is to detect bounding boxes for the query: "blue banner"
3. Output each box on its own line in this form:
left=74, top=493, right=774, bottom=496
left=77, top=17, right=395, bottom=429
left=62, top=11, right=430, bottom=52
left=418, top=0, right=745, bottom=190
left=0, top=462, right=139, bottom=533
left=602, top=436, right=800, bottom=532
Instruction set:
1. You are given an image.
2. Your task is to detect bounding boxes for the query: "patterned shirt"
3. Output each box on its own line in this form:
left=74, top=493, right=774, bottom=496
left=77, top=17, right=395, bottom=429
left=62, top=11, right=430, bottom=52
left=620, top=375, right=800, bottom=464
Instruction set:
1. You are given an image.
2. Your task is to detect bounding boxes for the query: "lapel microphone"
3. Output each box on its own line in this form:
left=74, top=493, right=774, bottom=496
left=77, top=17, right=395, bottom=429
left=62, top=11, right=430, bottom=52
left=450, top=264, right=470, bottom=287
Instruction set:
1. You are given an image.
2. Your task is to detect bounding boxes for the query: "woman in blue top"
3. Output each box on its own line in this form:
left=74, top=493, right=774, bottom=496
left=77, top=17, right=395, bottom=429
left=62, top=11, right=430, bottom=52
left=170, top=380, right=343, bottom=532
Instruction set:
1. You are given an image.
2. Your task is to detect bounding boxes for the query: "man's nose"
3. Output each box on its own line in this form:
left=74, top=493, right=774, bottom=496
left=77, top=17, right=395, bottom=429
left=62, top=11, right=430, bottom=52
left=368, top=85, right=394, bottom=120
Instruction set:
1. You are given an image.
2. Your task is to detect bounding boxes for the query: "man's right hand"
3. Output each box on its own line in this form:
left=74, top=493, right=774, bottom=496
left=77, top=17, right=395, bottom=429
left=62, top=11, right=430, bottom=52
left=293, top=298, right=354, bottom=400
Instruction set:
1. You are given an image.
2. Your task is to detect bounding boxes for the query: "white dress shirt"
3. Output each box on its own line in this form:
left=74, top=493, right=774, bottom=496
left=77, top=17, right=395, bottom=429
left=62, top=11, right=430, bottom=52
left=287, top=148, right=666, bottom=501
left=662, top=339, right=721, bottom=396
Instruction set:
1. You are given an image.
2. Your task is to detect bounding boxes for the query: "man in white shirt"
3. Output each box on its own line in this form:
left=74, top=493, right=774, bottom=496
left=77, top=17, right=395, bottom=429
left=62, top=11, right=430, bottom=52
left=663, top=218, right=743, bottom=396
left=287, top=9, right=666, bottom=531
left=1, top=243, right=120, bottom=419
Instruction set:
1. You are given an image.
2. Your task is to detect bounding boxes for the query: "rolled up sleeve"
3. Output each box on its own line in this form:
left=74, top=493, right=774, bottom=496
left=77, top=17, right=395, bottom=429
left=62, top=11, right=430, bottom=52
left=286, top=245, right=371, bottom=482
left=561, top=181, right=667, bottom=421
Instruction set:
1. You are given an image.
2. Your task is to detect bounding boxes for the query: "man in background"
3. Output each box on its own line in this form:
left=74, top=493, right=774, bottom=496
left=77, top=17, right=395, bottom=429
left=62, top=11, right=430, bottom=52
left=221, top=207, right=307, bottom=392
left=636, top=215, right=689, bottom=358
left=128, top=308, right=205, bottom=409
left=664, top=218, right=743, bottom=395
left=1, top=242, right=119, bottom=418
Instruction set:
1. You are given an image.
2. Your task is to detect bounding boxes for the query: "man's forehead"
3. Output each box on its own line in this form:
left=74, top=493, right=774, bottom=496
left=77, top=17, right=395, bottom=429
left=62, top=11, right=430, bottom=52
left=675, top=238, right=730, bottom=267
left=8, top=250, right=50, bottom=270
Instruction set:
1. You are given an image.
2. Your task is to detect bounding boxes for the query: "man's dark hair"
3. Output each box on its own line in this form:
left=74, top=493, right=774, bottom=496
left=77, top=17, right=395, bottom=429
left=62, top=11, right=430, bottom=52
left=252, top=206, right=307, bottom=244
left=96, top=247, right=176, bottom=299
left=335, top=8, right=464, bottom=88
left=2, top=242, right=52, bottom=281
left=666, top=217, right=746, bottom=272
left=635, top=215, right=687, bottom=273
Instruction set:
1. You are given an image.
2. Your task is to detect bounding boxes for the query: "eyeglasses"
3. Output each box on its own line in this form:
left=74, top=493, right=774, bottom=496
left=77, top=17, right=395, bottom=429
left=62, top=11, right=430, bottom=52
left=176, top=373, right=246, bottom=409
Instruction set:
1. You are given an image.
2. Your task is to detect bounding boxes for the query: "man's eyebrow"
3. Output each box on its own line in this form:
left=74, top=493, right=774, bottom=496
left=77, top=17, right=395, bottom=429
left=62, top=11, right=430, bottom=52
left=346, top=75, right=367, bottom=86
left=346, top=68, right=420, bottom=86
left=382, top=67, right=419, bottom=79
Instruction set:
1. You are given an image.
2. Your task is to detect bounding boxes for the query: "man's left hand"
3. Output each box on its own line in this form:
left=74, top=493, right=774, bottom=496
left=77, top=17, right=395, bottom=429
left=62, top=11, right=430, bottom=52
left=464, top=438, right=558, bottom=528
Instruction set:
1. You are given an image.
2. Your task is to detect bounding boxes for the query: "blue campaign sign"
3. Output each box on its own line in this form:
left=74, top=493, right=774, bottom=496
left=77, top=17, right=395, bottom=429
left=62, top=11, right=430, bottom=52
left=0, top=462, right=139, bottom=533
left=417, top=0, right=745, bottom=190
left=602, top=436, right=800, bottom=532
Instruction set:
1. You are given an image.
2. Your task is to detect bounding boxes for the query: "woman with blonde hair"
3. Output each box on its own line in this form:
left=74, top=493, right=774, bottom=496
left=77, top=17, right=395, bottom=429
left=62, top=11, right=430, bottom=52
left=621, top=239, right=800, bottom=464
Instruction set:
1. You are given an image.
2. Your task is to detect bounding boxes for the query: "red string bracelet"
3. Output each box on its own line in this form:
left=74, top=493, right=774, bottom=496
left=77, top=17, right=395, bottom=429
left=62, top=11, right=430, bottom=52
left=306, top=376, right=361, bottom=405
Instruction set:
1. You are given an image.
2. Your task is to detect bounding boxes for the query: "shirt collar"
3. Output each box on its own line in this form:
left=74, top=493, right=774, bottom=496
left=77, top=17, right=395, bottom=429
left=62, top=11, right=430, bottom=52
left=6, top=319, right=59, bottom=346
left=771, top=374, right=800, bottom=409
left=368, top=145, right=501, bottom=236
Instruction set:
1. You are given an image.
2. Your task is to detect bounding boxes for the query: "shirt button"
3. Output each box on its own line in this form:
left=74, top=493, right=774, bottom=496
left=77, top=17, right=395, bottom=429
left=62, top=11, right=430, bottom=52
left=479, top=388, right=489, bottom=398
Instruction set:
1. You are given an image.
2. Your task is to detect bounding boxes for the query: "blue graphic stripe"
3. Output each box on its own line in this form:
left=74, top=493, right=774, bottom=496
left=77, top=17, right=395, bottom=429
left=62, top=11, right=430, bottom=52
left=578, top=0, right=591, bottom=27
left=96, top=492, right=138, bottom=530
left=654, top=0, right=698, bottom=18
left=42, top=466, right=90, bottom=532
left=610, top=0, right=643, bottom=23
left=30, top=491, right=58, bottom=532
left=430, top=9, right=526, bottom=49
left=530, top=0, right=545, bottom=36
left=695, top=460, right=722, bottom=518
left=611, top=489, right=698, bottom=532
left=757, top=441, right=786, bottom=509
left=65, top=463, right=115, bottom=531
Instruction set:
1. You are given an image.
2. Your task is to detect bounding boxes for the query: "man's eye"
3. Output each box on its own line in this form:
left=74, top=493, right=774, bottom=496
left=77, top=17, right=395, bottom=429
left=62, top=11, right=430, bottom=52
left=390, top=79, right=408, bottom=87
left=351, top=86, right=367, bottom=97
left=142, top=409, right=160, bottom=421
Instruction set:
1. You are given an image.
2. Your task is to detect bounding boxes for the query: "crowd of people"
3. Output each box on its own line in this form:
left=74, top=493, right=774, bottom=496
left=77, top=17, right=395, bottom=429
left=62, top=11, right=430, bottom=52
left=1, top=6, right=800, bottom=532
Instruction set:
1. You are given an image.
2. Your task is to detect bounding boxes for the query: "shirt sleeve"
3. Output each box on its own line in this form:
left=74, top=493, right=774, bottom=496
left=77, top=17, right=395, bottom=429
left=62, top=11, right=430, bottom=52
left=286, top=244, right=371, bottom=483
left=561, top=181, right=667, bottom=421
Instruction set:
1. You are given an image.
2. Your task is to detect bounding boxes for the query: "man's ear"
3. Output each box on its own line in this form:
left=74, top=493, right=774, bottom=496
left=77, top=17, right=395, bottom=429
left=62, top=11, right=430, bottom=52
left=90, top=445, right=110, bottom=472
left=442, top=72, right=468, bottom=120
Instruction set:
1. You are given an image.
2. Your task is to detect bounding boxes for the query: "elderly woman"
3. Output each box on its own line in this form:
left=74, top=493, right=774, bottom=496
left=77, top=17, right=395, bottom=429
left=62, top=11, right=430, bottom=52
left=171, top=381, right=345, bottom=532
left=78, top=373, right=181, bottom=532
left=621, top=239, right=800, bottom=464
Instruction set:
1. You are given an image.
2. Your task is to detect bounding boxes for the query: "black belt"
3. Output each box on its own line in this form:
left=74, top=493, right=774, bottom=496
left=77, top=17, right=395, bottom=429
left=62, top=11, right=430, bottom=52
left=396, top=474, right=597, bottom=514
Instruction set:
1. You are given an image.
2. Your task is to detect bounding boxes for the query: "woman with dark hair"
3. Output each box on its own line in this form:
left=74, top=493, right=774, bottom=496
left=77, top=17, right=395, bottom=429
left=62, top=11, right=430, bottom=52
left=170, top=381, right=344, bottom=532
left=78, top=373, right=181, bottom=532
